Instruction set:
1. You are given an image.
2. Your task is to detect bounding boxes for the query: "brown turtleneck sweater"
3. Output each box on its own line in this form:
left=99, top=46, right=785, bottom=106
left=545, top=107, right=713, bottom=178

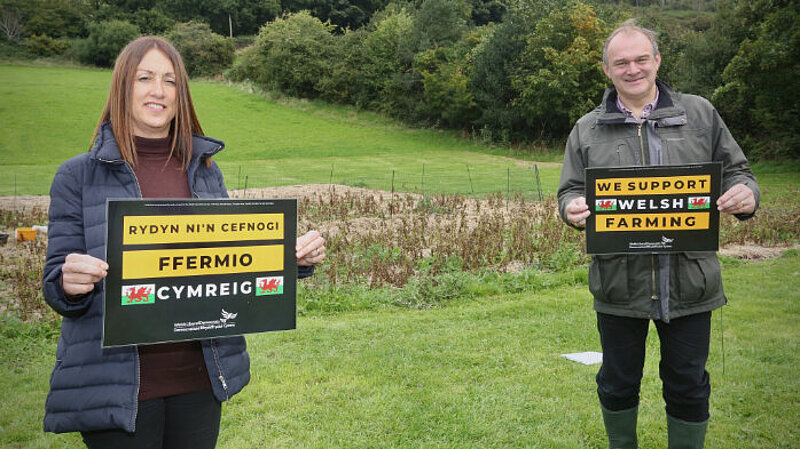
left=133, top=135, right=211, bottom=401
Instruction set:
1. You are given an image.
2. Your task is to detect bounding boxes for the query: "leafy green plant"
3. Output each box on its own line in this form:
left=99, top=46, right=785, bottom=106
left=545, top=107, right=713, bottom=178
left=511, top=2, right=609, bottom=137
left=94, top=5, right=175, bottom=35
left=23, top=34, right=70, bottom=56
left=166, top=21, right=235, bottom=78
left=234, top=11, right=337, bottom=97
left=711, top=0, right=800, bottom=160
left=75, top=19, right=140, bottom=67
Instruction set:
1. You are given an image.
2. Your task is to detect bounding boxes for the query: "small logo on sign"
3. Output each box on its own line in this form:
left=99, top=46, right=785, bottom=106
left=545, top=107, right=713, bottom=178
left=688, top=196, right=711, bottom=209
left=256, top=276, right=283, bottom=296
left=595, top=199, right=617, bottom=211
left=122, top=284, right=156, bottom=305
left=221, top=309, right=238, bottom=323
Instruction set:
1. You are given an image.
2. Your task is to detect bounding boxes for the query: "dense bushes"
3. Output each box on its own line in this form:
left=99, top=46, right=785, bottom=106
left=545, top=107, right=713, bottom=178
left=233, top=3, right=606, bottom=137
left=94, top=5, right=176, bottom=35
left=231, top=11, right=337, bottom=97
left=357, top=6, right=416, bottom=114
left=710, top=0, right=800, bottom=160
left=76, top=20, right=140, bottom=67
left=16, top=17, right=236, bottom=75
left=165, top=22, right=234, bottom=77
left=226, top=0, right=798, bottom=160
left=510, top=2, right=609, bottom=137
left=10, top=0, right=89, bottom=39
left=23, top=34, right=70, bottom=57
left=71, top=20, right=235, bottom=73
left=0, top=0, right=796, bottom=159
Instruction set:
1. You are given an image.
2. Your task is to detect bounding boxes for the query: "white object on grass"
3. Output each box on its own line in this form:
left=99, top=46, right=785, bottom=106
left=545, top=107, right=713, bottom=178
left=561, top=351, right=603, bottom=365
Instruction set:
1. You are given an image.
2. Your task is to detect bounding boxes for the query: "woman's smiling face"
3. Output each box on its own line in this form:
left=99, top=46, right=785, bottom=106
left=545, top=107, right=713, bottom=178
left=130, top=48, right=177, bottom=138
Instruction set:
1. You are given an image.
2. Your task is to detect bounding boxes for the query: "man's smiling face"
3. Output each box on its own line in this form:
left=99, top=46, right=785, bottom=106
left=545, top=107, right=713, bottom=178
left=603, top=29, right=661, bottom=107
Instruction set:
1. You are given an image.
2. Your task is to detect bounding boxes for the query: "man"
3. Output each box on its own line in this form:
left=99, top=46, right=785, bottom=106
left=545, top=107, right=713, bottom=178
left=557, top=20, right=759, bottom=449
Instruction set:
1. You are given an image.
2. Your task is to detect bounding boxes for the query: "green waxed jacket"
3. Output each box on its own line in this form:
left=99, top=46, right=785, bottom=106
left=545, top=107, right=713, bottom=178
left=558, top=81, right=760, bottom=321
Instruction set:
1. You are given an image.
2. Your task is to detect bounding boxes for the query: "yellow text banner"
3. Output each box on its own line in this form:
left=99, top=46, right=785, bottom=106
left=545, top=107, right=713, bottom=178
left=122, top=245, right=283, bottom=279
left=596, top=213, right=710, bottom=232
left=123, top=214, right=284, bottom=245
left=595, top=175, right=711, bottom=196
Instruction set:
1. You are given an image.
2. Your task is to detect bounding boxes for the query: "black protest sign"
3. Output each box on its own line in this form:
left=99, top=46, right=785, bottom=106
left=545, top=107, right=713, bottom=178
left=103, top=199, right=297, bottom=347
left=585, top=163, right=722, bottom=254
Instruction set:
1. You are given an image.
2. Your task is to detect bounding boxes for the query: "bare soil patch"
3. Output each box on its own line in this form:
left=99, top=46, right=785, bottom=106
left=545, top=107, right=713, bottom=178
left=719, top=244, right=799, bottom=260
left=0, top=195, right=50, bottom=212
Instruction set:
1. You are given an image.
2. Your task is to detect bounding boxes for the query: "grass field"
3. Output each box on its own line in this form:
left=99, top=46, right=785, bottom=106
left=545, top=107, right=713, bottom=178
left=1, top=62, right=799, bottom=449
left=0, top=64, right=560, bottom=197
left=2, top=253, right=798, bottom=449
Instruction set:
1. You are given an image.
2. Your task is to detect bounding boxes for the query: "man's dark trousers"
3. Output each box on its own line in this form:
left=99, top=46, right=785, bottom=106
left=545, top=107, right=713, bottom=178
left=596, top=311, right=712, bottom=422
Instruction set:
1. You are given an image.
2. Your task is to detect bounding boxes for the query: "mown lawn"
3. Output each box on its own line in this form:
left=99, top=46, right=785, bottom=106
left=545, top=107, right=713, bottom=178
left=2, top=252, right=798, bottom=449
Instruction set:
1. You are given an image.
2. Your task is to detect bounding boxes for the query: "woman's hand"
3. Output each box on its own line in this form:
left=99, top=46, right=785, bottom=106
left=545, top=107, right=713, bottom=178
left=296, top=230, right=325, bottom=267
left=61, top=253, right=109, bottom=299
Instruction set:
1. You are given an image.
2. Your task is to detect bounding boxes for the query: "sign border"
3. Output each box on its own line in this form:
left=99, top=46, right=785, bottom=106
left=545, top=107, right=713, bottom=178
left=103, top=198, right=298, bottom=347
left=585, top=163, right=722, bottom=255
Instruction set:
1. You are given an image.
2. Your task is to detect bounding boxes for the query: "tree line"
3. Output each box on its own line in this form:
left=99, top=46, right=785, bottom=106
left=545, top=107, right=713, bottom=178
left=1, top=0, right=797, bottom=160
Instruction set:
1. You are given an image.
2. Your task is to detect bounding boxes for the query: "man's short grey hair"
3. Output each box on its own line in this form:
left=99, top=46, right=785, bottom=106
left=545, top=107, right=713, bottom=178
left=602, top=19, right=659, bottom=66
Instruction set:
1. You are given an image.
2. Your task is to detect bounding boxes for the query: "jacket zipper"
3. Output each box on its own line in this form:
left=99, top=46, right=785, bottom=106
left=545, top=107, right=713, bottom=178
left=650, top=255, right=658, bottom=301
left=100, top=147, right=222, bottom=425
left=194, top=150, right=228, bottom=399
left=132, top=350, right=141, bottom=431
left=637, top=123, right=659, bottom=303
left=96, top=157, right=144, bottom=198
left=125, top=161, right=143, bottom=430
left=201, top=152, right=229, bottom=399
left=210, top=340, right=230, bottom=401
left=98, top=157, right=144, bottom=430
left=637, top=124, right=645, bottom=164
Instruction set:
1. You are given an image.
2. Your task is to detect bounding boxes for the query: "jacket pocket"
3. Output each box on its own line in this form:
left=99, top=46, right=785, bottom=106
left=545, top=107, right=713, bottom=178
left=587, top=138, right=640, bottom=167
left=677, top=252, right=721, bottom=303
left=589, top=255, right=630, bottom=304
left=661, top=128, right=712, bottom=164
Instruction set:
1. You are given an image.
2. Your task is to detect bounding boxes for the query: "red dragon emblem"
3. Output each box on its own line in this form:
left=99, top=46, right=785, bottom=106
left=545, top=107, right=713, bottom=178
left=690, top=197, right=709, bottom=208
left=597, top=200, right=615, bottom=210
left=125, top=286, right=152, bottom=303
left=259, top=278, right=281, bottom=294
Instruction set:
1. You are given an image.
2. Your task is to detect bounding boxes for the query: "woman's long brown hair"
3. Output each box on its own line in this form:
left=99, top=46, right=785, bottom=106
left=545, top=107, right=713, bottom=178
left=91, top=36, right=204, bottom=172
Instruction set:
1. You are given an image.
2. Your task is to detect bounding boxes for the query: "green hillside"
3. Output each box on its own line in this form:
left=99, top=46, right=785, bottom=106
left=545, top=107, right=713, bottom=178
left=0, top=64, right=559, bottom=197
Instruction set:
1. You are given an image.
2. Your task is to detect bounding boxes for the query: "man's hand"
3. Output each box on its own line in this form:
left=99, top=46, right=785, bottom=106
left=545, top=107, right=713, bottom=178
left=717, top=184, right=756, bottom=215
left=61, top=253, right=109, bottom=299
left=566, top=196, right=591, bottom=228
left=296, top=230, right=326, bottom=267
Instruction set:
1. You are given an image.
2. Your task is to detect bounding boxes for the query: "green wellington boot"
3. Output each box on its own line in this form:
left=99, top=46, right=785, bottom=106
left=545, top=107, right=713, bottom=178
left=601, top=405, right=638, bottom=449
left=667, top=414, right=708, bottom=449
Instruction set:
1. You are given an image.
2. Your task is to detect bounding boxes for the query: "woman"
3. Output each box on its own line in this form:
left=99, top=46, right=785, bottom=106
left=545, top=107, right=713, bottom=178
left=42, top=36, right=325, bottom=448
